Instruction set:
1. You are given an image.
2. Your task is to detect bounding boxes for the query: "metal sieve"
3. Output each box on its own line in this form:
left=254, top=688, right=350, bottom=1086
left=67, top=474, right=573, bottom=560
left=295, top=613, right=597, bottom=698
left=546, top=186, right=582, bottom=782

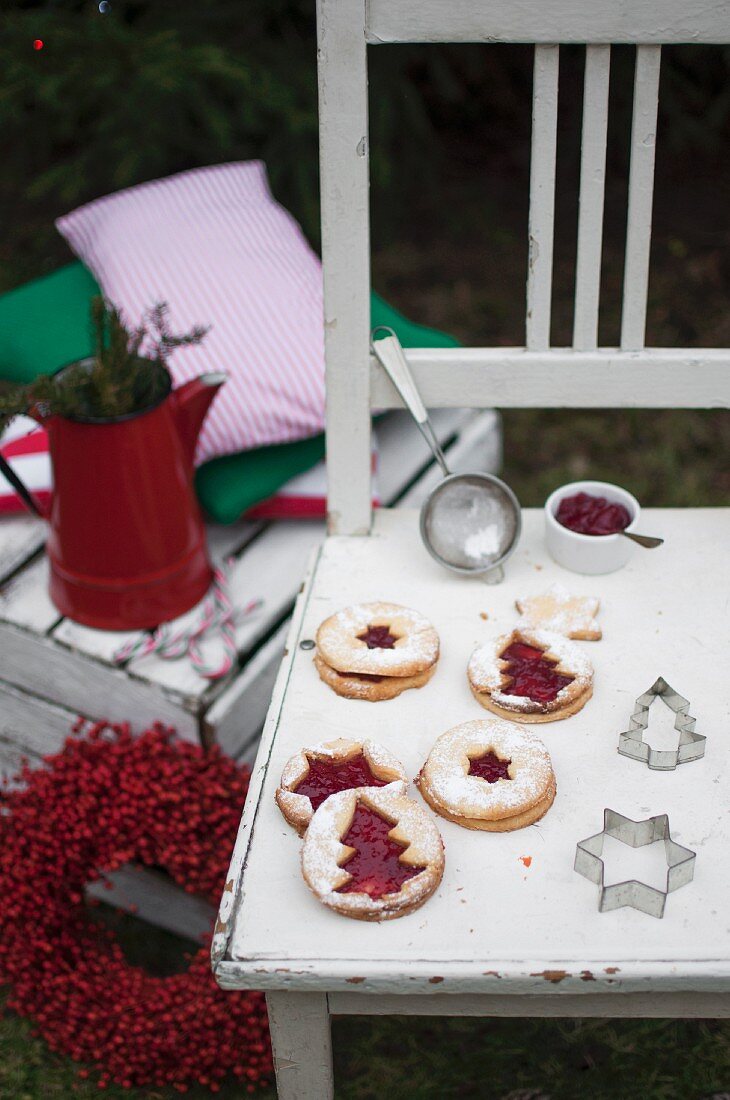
left=372, top=328, right=522, bottom=583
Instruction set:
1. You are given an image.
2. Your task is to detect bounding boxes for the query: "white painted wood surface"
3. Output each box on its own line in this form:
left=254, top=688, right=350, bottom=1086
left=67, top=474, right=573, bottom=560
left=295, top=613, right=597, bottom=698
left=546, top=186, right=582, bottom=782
left=216, top=508, right=730, bottom=997
left=621, top=46, right=662, bottom=350
left=365, top=0, right=730, bottom=44
left=0, top=515, right=45, bottom=580
left=526, top=45, right=559, bottom=351
left=266, top=992, right=334, bottom=1100
left=317, top=0, right=372, bottom=536
left=573, top=45, right=611, bottom=351
left=370, top=347, right=730, bottom=409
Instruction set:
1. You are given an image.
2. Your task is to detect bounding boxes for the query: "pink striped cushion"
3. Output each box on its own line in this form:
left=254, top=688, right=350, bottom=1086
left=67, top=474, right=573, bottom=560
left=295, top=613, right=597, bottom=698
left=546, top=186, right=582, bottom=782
left=56, top=162, right=326, bottom=463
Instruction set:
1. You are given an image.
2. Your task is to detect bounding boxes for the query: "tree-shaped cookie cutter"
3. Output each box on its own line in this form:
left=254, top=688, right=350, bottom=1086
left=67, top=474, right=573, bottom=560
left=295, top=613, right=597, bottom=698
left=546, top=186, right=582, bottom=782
left=574, top=809, right=696, bottom=918
left=617, top=677, right=706, bottom=771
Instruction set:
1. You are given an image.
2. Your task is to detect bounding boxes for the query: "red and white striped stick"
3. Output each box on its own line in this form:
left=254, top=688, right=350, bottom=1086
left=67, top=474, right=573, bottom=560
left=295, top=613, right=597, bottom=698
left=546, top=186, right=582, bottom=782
left=113, top=563, right=261, bottom=681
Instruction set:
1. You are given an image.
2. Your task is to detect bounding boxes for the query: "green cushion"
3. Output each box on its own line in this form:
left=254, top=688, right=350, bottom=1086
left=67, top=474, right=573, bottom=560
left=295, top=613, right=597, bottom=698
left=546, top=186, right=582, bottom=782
left=198, top=292, right=461, bottom=522
left=0, top=263, right=459, bottom=523
left=0, top=263, right=101, bottom=382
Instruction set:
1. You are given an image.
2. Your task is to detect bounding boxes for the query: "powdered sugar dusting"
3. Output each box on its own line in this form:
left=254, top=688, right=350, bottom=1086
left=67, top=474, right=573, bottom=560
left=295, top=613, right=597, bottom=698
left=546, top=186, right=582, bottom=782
left=464, top=525, right=500, bottom=561
left=419, top=719, right=554, bottom=819
left=316, top=602, right=439, bottom=675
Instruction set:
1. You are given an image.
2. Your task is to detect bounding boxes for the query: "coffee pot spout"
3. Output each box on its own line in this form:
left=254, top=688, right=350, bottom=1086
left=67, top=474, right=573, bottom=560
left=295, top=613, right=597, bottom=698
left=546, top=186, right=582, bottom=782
left=172, top=373, right=227, bottom=466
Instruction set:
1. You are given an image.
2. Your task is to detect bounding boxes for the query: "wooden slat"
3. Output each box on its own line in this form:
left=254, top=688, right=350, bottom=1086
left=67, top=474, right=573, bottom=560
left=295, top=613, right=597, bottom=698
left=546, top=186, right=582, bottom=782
left=621, top=45, right=662, bottom=350
left=0, top=679, right=76, bottom=763
left=0, top=516, right=45, bottom=584
left=370, top=347, right=730, bottom=409
left=0, top=556, right=58, bottom=633
left=0, top=622, right=197, bottom=739
left=87, top=866, right=215, bottom=942
left=317, top=0, right=372, bottom=535
left=366, top=0, right=730, bottom=44
left=204, top=618, right=290, bottom=756
left=526, top=45, right=559, bottom=350
left=573, top=45, right=611, bottom=351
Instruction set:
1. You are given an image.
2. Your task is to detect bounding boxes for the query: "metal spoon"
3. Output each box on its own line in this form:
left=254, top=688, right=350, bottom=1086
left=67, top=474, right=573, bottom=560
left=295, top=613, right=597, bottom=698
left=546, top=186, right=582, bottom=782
left=371, top=327, right=521, bottom=582
left=620, top=530, right=664, bottom=549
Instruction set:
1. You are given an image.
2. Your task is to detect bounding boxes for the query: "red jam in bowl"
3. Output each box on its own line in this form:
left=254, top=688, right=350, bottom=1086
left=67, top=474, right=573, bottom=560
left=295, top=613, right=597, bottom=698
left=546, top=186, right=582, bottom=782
left=337, top=804, right=423, bottom=898
left=469, top=751, right=512, bottom=783
left=556, top=491, right=632, bottom=536
left=501, top=641, right=573, bottom=704
left=295, top=755, right=388, bottom=812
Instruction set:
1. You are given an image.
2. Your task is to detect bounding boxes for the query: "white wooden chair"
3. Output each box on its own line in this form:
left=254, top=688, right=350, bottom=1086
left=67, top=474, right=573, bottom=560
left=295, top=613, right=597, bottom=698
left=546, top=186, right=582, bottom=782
left=213, top=3, right=730, bottom=1096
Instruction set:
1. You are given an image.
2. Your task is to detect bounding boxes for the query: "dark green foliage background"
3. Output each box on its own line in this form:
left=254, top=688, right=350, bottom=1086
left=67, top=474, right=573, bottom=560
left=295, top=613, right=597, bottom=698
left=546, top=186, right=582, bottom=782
left=2, top=1, right=730, bottom=291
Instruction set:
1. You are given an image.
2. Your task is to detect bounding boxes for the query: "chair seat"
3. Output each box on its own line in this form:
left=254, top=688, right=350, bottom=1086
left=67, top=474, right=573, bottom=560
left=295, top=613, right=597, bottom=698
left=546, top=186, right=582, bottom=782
left=215, top=507, right=730, bottom=997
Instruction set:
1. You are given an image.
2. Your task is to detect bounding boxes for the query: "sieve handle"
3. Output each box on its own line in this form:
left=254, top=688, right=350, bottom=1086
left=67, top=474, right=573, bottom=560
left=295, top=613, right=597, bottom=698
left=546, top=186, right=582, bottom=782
left=371, top=327, right=451, bottom=477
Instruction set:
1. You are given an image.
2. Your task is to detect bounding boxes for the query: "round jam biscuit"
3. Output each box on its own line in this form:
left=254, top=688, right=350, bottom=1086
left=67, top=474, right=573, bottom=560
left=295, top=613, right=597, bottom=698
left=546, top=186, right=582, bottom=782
left=468, top=627, right=593, bottom=722
left=301, top=785, right=445, bottom=921
left=316, top=602, right=439, bottom=678
left=314, top=652, right=437, bottom=702
left=276, top=738, right=408, bottom=833
left=516, top=583, right=601, bottom=640
left=417, top=718, right=556, bottom=832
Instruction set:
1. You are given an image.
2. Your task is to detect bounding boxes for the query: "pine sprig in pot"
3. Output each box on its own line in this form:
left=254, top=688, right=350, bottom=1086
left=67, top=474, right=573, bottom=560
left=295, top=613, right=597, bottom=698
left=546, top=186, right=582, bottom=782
left=0, top=298, right=209, bottom=431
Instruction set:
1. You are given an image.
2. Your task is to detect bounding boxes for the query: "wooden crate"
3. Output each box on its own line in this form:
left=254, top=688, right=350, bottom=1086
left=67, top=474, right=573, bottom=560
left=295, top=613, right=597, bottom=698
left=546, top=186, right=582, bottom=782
left=0, top=410, right=499, bottom=764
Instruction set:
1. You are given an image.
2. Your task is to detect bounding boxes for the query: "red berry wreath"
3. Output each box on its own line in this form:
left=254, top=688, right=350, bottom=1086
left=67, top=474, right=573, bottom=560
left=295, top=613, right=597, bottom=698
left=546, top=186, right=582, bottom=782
left=0, top=721, right=272, bottom=1093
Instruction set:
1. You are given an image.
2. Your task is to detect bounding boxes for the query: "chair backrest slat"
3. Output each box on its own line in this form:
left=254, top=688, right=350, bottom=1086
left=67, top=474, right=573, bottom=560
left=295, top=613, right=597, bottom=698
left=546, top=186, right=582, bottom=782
left=526, top=45, right=560, bottom=351
left=317, top=2, right=730, bottom=534
left=317, top=0, right=372, bottom=535
left=573, top=44, right=611, bottom=352
left=621, top=44, right=662, bottom=350
left=365, top=0, right=730, bottom=45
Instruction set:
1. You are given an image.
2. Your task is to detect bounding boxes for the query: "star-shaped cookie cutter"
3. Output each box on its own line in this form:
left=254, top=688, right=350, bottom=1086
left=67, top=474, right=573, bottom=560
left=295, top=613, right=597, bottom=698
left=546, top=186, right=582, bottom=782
left=574, top=809, right=696, bottom=918
left=617, top=676, right=706, bottom=771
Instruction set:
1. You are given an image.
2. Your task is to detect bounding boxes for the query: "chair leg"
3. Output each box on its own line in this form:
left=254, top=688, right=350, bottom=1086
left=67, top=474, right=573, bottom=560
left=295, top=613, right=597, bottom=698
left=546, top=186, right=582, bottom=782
left=266, top=991, right=334, bottom=1099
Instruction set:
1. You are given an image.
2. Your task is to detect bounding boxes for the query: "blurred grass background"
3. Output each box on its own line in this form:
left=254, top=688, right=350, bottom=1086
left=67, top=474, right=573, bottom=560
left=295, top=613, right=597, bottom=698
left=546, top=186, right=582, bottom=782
left=0, top=3, right=728, bottom=1097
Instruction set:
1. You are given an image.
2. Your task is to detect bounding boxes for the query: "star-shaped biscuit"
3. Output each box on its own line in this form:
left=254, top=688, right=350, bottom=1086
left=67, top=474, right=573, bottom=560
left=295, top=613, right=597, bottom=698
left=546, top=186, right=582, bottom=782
left=515, top=583, right=601, bottom=640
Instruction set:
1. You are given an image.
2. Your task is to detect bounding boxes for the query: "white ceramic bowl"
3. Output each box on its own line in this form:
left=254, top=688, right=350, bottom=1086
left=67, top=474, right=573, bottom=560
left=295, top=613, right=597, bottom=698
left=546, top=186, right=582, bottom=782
left=544, top=480, right=641, bottom=575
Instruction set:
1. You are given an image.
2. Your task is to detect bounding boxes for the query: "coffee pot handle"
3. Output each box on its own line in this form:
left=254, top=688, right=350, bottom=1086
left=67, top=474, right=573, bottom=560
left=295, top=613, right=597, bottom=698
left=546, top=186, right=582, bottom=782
left=0, top=450, right=48, bottom=518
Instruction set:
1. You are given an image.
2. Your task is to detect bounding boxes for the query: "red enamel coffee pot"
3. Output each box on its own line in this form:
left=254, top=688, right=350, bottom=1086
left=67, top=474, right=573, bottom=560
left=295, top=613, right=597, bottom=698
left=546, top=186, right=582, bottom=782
left=7, top=368, right=225, bottom=631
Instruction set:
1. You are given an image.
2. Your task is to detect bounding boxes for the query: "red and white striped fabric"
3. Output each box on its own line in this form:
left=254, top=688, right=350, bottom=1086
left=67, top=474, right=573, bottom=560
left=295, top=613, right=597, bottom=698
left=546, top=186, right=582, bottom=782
left=56, top=162, right=326, bottom=464
left=0, top=418, right=51, bottom=515
left=0, top=419, right=380, bottom=519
